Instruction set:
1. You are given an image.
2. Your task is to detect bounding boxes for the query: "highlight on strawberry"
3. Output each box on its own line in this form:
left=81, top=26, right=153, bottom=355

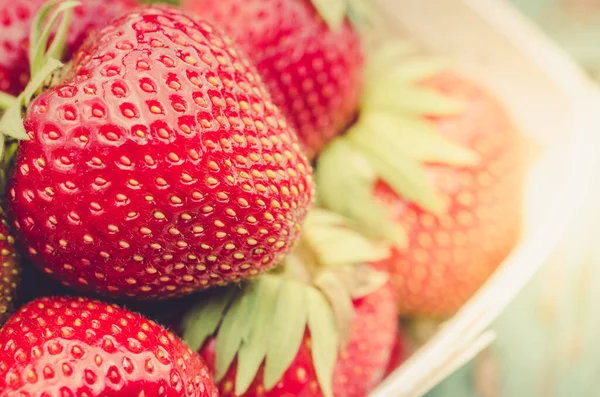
left=1, top=3, right=314, bottom=300
left=181, top=209, right=398, bottom=397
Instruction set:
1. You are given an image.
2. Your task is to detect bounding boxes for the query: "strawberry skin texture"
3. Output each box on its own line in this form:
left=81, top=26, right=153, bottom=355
left=373, top=72, right=528, bottom=316
left=200, top=281, right=397, bottom=397
left=0, top=0, right=137, bottom=95
left=0, top=206, right=19, bottom=325
left=181, top=0, right=364, bottom=159
left=0, top=296, right=218, bottom=397
left=8, top=6, right=313, bottom=299
left=383, top=330, right=408, bottom=378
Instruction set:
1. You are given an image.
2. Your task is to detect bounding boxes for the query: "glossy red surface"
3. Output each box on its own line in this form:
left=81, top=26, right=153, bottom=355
left=0, top=296, right=218, bottom=396
left=182, top=0, right=364, bottom=158
left=8, top=6, right=313, bottom=299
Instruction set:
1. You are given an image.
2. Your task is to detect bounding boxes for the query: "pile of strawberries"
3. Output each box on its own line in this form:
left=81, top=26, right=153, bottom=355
left=0, top=0, right=530, bottom=396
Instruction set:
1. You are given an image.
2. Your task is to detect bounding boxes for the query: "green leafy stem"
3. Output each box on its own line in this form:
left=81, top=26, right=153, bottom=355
left=181, top=209, right=390, bottom=397
left=0, top=0, right=80, bottom=143
left=315, top=41, right=480, bottom=244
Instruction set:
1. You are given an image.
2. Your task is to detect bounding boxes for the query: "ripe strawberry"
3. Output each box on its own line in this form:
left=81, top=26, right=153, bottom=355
left=383, top=330, right=408, bottom=378
left=316, top=43, right=529, bottom=316
left=201, top=281, right=396, bottom=397
left=0, top=296, right=218, bottom=396
left=0, top=0, right=137, bottom=95
left=6, top=5, right=313, bottom=299
left=372, top=72, right=527, bottom=316
left=0, top=206, right=20, bottom=325
left=181, top=209, right=397, bottom=397
left=180, top=0, right=364, bottom=159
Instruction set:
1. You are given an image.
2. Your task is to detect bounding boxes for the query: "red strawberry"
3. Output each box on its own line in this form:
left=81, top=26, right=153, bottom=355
left=316, top=43, right=529, bottom=316
left=0, top=206, right=20, bottom=325
left=383, top=329, right=408, bottom=378
left=0, top=296, right=218, bottom=396
left=0, top=0, right=137, bottom=95
left=181, top=209, right=397, bottom=397
left=371, top=72, right=527, bottom=316
left=200, top=281, right=396, bottom=397
left=6, top=5, right=313, bottom=299
left=181, top=0, right=364, bottom=159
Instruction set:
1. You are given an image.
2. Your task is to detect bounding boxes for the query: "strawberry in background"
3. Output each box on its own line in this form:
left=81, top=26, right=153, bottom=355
left=0, top=0, right=137, bottom=96
left=384, top=329, right=409, bottom=377
left=317, top=42, right=530, bottom=317
left=180, top=0, right=364, bottom=159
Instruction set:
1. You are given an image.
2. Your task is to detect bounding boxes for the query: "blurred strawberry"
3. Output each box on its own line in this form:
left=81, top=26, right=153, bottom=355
left=181, top=209, right=398, bottom=397
left=181, top=0, right=364, bottom=159
left=0, top=206, right=19, bottom=325
left=0, top=296, right=218, bottom=396
left=0, top=0, right=136, bottom=95
left=383, top=329, right=408, bottom=377
left=317, top=42, right=530, bottom=316
left=375, top=72, right=528, bottom=315
left=5, top=5, right=313, bottom=299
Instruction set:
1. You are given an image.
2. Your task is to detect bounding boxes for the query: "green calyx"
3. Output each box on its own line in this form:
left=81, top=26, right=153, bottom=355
left=315, top=41, right=480, bottom=244
left=182, top=209, right=389, bottom=397
left=300, top=208, right=389, bottom=268
left=310, top=0, right=378, bottom=31
left=0, top=93, right=17, bottom=111
left=0, top=0, right=80, bottom=146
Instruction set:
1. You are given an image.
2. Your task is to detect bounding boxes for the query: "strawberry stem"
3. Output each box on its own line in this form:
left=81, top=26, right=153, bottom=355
left=0, top=141, right=18, bottom=193
left=310, top=0, right=347, bottom=30
left=0, top=0, right=79, bottom=172
left=316, top=41, right=479, bottom=243
left=0, top=92, right=17, bottom=111
left=45, top=2, right=76, bottom=65
left=29, top=0, right=79, bottom=77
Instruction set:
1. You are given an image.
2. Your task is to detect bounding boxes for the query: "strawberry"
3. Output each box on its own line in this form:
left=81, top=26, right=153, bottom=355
left=4, top=5, right=314, bottom=299
left=316, top=42, right=529, bottom=316
left=383, top=329, right=408, bottom=378
left=200, top=281, right=396, bottom=397
left=0, top=296, right=219, bottom=396
left=373, top=72, right=527, bottom=316
left=180, top=0, right=364, bottom=159
left=0, top=0, right=137, bottom=96
left=0, top=206, right=19, bottom=325
left=181, top=209, right=398, bottom=397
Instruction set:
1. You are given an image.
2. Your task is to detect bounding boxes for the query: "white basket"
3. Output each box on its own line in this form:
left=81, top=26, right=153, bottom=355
left=369, top=1, right=600, bottom=396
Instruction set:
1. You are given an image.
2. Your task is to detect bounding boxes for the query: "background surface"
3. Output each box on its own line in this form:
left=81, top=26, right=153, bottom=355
left=428, top=1, right=600, bottom=396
